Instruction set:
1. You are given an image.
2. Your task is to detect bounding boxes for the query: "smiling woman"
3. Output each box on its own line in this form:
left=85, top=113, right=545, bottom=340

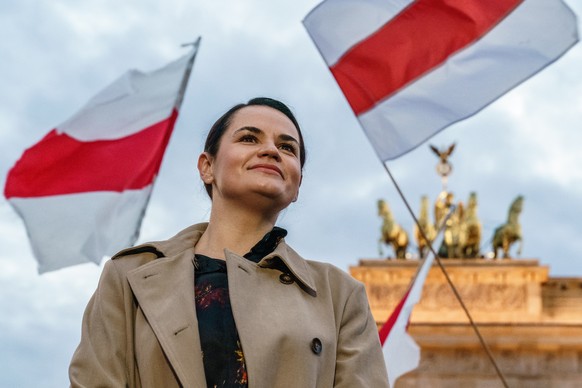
left=198, top=99, right=304, bottom=221
left=68, top=97, right=389, bottom=387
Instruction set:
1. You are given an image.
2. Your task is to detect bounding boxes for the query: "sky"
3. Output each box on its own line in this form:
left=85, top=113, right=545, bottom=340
left=1, top=1, right=581, bottom=386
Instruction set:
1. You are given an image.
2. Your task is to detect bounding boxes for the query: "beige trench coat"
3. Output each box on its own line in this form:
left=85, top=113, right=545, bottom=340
left=69, top=223, right=389, bottom=387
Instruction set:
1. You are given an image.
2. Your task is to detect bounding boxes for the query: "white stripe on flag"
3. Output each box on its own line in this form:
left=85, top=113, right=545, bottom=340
left=59, top=52, right=194, bottom=141
left=9, top=187, right=152, bottom=273
left=303, top=0, right=412, bottom=65
left=304, top=0, right=578, bottom=161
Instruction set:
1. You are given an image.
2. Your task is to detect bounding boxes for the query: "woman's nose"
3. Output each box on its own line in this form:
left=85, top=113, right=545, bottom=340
left=259, top=143, right=281, bottom=161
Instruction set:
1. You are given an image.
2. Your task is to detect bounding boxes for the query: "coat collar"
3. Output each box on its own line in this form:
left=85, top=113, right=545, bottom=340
left=256, top=242, right=317, bottom=296
left=112, top=223, right=207, bottom=260
left=119, top=223, right=317, bottom=296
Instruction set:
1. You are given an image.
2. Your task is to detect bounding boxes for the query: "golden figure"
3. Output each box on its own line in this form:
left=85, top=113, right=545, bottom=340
left=414, top=195, right=436, bottom=258
left=492, top=195, right=524, bottom=259
left=434, top=191, right=454, bottom=231
left=430, top=143, right=456, bottom=192
left=378, top=199, right=409, bottom=259
left=462, top=192, right=482, bottom=258
left=439, top=199, right=465, bottom=258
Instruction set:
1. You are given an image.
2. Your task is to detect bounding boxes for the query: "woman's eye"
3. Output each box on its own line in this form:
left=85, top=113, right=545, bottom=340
left=279, top=143, right=297, bottom=154
left=240, top=134, right=257, bottom=143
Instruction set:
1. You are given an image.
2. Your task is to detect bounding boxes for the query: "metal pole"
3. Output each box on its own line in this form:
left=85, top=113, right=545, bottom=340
left=381, top=161, right=509, bottom=388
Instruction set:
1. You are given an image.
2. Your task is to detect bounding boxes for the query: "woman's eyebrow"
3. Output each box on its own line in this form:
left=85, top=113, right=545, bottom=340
left=279, top=133, right=299, bottom=145
left=233, top=126, right=299, bottom=144
left=233, top=126, right=262, bottom=136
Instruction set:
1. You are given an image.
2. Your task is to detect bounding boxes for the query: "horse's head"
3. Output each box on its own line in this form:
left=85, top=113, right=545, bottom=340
left=510, top=195, right=524, bottom=214
left=378, top=199, right=393, bottom=219
left=419, top=195, right=430, bottom=218
left=468, top=192, right=478, bottom=209
left=377, top=199, right=386, bottom=215
left=420, top=195, right=429, bottom=208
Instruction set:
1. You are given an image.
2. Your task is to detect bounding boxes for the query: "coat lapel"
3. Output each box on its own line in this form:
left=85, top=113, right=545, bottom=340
left=127, top=248, right=206, bottom=388
left=258, top=240, right=317, bottom=296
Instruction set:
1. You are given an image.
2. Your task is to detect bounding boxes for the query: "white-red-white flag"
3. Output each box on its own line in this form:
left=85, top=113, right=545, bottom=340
left=378, top=253, right=434, bottom=387
left=303, top=0, right=578, bottom=161
left=4, top=40, right=200, bottom=273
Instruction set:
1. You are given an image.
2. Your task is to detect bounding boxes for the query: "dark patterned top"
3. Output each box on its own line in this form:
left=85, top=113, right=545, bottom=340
left=194, top=227, right=287, bottom=388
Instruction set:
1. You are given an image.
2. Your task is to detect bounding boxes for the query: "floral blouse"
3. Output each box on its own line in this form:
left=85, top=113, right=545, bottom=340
left=194, top=227, right=287, bottom=388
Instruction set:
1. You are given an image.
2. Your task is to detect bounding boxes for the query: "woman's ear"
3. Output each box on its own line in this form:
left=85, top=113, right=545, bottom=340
left=197, top=152, right=214, bottom=184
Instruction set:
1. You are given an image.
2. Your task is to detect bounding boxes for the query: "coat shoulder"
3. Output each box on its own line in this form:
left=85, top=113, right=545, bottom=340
left=108, top=223, right=208, bottom=272
left=303, top=259, right=365, bottom=300
left=107, top=244, right=162, bottom=275
left=305, top=259, right=362, bottom=285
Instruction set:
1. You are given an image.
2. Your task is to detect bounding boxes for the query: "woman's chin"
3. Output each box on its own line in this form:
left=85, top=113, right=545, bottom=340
left=244, top=188, right=295, bottom=211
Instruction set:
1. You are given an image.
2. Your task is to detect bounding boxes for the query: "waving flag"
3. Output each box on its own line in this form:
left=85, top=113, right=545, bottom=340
left=379, top=253, right=434, bottom=387
left=4, top=40, right=200, bottom=273
left=303, top=0, right=578, bottom=160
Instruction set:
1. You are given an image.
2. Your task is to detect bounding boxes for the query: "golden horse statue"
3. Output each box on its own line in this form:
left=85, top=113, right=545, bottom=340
left=414, top=195, right=436, bottom=258
left=462, top=192, right=482, bottom=258
left=378, top=199, right=409, bottom=259
left=492, top=195, right=524, bottom=259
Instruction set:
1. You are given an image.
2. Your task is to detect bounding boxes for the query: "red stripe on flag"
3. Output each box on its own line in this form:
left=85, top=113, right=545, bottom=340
left=5, top=110, right=178, bottom=198
left=330, top=0, right=522, bottom=115
left=378, top=289, right=411, bottom=345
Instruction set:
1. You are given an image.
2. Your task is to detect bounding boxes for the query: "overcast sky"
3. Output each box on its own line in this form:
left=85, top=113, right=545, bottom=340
left=1, top=1, right=581, bottom=386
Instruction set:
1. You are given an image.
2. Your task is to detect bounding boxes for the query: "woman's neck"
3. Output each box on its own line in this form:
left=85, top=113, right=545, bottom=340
left=195, top=200, right=278, bottom=260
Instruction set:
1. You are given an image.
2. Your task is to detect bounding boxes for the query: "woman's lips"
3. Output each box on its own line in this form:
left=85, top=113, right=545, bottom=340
left=250, top=164, right=283, bottom=177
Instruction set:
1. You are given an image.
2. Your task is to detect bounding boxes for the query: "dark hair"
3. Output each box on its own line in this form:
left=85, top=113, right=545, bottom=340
left=203, top=97, right=306, bottom=198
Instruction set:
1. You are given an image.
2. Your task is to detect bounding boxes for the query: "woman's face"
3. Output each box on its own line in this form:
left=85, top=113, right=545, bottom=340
left=199, top=105, right=302, bottom=213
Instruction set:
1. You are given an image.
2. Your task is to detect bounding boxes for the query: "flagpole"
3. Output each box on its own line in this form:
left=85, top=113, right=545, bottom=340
left=137, top=39, right=201, bottom=249
left=380, top=161, right=509, bottom=388
left=175, top=36, right=201, bottom=110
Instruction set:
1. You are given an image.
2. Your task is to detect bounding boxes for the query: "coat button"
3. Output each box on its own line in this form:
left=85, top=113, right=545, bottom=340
left=279, top=273, right=294, bottom=285
left=311, top=338, right=322, bottom=355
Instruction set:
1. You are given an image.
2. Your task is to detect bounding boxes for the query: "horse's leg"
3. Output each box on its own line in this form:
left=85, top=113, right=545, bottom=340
left=393, top=243, right=400, bottom=259
left=491, top=226, right=504, bottom=259
left=378, top=238, right=384, bottom=257
left=502, top=237, right=510, bottom=259
left=395, top=242, right=405, bottom=259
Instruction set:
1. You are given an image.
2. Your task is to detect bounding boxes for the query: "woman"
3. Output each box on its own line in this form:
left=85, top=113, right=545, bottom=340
left=69, top=97, right=389, bottom=387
